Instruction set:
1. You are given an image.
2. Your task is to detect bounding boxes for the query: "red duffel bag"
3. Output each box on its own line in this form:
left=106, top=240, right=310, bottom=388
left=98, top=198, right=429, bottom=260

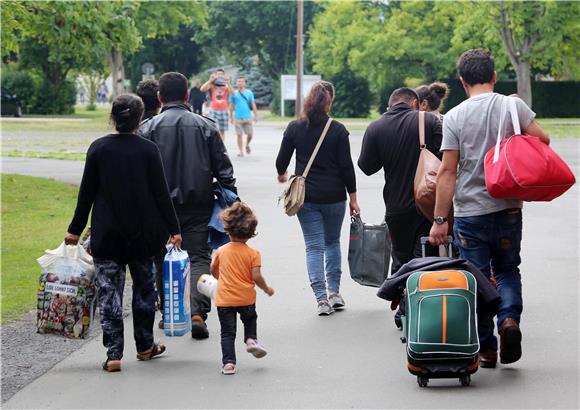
left=484, top=97, right=575, bottom=201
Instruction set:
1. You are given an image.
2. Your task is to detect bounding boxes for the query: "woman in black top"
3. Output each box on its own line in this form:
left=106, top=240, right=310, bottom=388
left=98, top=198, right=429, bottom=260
left=276, top=81, right=360, bottom=316
left=64, top=94, right=182, bottom=372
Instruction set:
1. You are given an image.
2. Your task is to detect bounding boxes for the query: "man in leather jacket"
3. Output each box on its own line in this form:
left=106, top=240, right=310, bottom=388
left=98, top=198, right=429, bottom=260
left=140, top=72, right=237, bottom=339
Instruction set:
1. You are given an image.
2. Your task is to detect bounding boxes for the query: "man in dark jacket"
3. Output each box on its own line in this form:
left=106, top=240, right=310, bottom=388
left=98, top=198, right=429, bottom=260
left=189, top=79, right=206, bottom=115
left=140, top=72, right=237, bottom=339
left=358, top=87, right=442, bottom=275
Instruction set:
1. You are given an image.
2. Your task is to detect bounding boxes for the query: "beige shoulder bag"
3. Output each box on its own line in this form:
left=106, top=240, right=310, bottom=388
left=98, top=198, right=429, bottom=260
left=281, top=118, right=333, bottom=216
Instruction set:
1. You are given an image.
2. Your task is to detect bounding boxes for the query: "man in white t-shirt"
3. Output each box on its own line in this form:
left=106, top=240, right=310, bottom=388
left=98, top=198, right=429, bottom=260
left=430, top=49, right=550, bottom=368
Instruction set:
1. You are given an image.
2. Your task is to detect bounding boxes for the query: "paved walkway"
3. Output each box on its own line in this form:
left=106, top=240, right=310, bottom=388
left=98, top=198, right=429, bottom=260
left=2, top=127, right=579, bottom=408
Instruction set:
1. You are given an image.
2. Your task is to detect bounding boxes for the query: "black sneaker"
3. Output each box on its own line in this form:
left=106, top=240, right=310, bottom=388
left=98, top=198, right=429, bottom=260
left=191, top=316, right=209, bottom=339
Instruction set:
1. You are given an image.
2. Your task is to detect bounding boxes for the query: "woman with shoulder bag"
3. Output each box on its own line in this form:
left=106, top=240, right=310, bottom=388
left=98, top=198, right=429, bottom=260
left=64, top=94, right=182, bottom=372
left=275, top=81, right=360, bottom=316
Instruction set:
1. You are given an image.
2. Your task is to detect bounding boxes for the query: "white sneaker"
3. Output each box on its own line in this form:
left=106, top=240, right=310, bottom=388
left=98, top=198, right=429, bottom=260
left=246, top=339, right=268, bottom=358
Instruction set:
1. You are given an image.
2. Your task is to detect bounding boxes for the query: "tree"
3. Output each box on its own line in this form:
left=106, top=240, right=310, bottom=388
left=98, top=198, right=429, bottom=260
left=310, top=1, right=456, bottom=96
left=309, top=1, right=580, bottom=109
left=449, top=1, right=580, bottom=107
left=109, top=1, right=207, bottom=96
left=13, top=1, right=135, bottom=113
left=126, top=24, right=205, bottom=89
left=0, top=1, right=29, bottom=57
left=200, top=1, right=321, bottom=79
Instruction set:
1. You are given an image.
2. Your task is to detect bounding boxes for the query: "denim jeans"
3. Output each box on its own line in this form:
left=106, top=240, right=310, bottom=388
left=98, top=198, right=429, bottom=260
left=453, top=208, right=523, bottom=351
left=297, top=201, right=346, bottom=301
left=217, top=305, right=258, bottom=365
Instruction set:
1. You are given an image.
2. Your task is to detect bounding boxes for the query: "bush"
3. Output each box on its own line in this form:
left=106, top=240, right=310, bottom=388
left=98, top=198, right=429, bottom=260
left=30, top=79, right=76, bottom=115
left=1, top=64, right=39, bottom=113
left=329, top=70, right=372, bottom=118
left=0, top=64, right=77, bottom=115
left=442, top=79, right=580, bottom=117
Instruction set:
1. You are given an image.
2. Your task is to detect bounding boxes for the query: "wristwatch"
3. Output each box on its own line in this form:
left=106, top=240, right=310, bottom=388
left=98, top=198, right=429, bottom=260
left=434, top=216, right=448, bottom=225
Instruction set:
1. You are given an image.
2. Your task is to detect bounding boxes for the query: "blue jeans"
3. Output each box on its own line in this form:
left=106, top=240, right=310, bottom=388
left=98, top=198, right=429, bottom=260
left=297, top=201, right=346, bottom=301
left=454, top=208, right=523, bottom=351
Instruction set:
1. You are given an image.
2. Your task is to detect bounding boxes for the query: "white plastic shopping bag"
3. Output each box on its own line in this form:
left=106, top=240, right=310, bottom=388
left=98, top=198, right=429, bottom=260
left=36, top=242, right=96, bottom=338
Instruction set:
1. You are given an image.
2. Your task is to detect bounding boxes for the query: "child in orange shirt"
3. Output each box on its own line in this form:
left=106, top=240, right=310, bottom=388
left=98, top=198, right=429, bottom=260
left=211, top=202, right=274, bottom=375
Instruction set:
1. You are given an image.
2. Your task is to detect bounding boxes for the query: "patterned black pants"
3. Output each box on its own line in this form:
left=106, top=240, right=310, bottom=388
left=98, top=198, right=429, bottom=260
left=94, top=257, right=156, bottom=360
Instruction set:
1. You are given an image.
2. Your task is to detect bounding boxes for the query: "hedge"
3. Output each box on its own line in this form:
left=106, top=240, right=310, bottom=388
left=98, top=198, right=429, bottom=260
left=377, top=80, right=580, bottom=118
left=441, top=80, right=580, bottom=118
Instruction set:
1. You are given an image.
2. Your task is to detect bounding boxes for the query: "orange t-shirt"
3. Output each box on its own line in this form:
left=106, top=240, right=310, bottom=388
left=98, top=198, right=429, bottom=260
left=213, top=242, right=261, bottom=307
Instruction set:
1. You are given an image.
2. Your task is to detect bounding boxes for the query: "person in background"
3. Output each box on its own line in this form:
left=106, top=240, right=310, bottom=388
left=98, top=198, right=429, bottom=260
left=211, top=202, right=274, bottom=375
left=136, top=79, right=161, bottom=121
left=229, top=75, right=258, bottom=157
left=430, top=48, right=550, bottom=368
left=276, top=80, right=360, bottom=316
left=201, top=68, right=236, bottom=141
left=65, top=94, right=182, bottom=372
left=140, top=72, right=237, bottom=339
left=189, top=79, right=206, bottom=115
left=415, top=81, right=450, bottom=122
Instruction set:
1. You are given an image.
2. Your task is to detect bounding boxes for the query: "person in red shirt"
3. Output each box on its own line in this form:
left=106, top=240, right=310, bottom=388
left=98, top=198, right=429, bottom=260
left=201, top=68, right=235, bottom=141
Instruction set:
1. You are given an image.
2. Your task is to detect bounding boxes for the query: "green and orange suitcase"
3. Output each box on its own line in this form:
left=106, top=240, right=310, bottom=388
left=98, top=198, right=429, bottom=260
left=401, top=267, right=480, bottom=387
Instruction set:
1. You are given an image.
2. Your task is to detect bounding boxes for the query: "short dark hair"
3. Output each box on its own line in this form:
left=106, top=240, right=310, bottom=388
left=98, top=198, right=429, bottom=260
left=110, top=94, right=144, bottom=133
left=216, top=68, right=225, bottom=74
left=457, top=48, right=495, bottom=86
left=159, top=72, right=188, bottom=102
left=388, top=87, right=419, bottom=108
left=136, top=79, right=160, bottom=113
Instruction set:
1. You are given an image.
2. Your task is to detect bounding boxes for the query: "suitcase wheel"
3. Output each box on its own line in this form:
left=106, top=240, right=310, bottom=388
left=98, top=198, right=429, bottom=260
left=417, top=376, right=429, bottom=387
left=460, top=375, right=471, bottom=387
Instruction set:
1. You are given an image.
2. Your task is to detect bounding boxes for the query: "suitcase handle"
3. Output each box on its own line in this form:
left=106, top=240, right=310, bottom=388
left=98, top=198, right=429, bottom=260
left=420, top=236, right=453, bottom=258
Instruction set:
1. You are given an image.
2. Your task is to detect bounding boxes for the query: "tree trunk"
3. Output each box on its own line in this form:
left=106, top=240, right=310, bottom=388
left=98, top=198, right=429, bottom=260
left=515, top=61, right=532, bottom=108
left=109, top=49, right=126, bottom=98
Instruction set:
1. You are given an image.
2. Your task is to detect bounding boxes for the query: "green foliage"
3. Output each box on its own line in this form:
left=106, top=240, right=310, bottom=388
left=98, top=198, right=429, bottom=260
left=1, top=174, right=80, bottom=322
left=443, top=79, right=580, bottom=118
left=310, top=1, right=580, bottom=109
left=448, top=1, right=580, bottom=79
left=126, top=25, right=205, bottom=89
left=200, top=1, right=321, bottom=79
left=31, top=78, right=77, bottom=115
left=0, top=1, right=29, bottom=57
left=1, top=64, right=39, bottom=113
left=329, top=69, right=372, bottom=118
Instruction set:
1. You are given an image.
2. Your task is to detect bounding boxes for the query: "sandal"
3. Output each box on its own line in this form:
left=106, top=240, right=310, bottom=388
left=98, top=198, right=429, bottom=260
left=136, top=342, right=166, bottom=361
left=102, top=358, right=121, bottom=372
left=221, top=363, right=236, bottom=375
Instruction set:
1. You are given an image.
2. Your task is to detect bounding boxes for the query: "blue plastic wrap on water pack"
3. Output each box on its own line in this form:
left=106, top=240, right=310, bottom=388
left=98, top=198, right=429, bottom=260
left=163, top=246, right=191, bottom=336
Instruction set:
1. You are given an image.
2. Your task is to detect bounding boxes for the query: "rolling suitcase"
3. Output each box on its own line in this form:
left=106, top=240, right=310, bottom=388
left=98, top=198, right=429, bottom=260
left=400, top=237, right=479, bottom=387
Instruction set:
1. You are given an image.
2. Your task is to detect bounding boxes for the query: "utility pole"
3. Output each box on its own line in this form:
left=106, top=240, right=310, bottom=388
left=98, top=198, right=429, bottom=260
left=295, top=0, right=303, bottom=118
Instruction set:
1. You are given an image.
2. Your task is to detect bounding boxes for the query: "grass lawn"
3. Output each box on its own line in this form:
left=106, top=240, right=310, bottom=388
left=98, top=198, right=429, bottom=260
left=1, top=107, right=111, bottom=133
left=2, top=150, right=87, bottom=161
left=1, top=174, right=80, bottom=323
